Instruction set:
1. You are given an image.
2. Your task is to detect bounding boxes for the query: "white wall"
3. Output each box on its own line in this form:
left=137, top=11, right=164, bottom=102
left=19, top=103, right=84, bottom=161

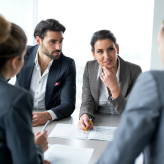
left=0, top=0, right=38, bottom=45
left=0, top=0, right=38, bottom=84
left=150, top=0, right=164, bottom=70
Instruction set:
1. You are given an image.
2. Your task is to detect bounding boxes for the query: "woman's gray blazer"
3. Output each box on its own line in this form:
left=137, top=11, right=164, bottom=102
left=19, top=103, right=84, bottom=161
left=79, top=56, right=142, bottom=118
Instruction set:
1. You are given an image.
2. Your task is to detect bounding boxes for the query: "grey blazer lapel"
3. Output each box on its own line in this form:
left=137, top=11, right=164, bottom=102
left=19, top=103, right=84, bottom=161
left=89, top=61, right=100, bottom=110
left=119, top=56, right=131, bottom=97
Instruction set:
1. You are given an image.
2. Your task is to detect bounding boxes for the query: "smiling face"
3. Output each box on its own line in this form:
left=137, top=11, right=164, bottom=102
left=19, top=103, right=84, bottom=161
left=92, top=39, right=119, bottom=69
left=158, top=21, right=164, bottom=65
left=37, top=30, right=64, bottom=60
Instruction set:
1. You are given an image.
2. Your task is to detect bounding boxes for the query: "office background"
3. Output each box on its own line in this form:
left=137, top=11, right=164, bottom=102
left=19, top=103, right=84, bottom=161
left=0, top=0, right=163, bottom=110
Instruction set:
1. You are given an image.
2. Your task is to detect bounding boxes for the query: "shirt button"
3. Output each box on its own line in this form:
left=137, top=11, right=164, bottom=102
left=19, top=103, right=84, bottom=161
left=39, top=81, right=41, bottom=83
left=36, top=92, right=38, bottom=94
left=35, top=100, right=37, bottom=102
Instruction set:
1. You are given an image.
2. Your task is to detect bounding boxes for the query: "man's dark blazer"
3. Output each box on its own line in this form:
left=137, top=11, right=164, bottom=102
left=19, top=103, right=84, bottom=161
left=0, top=73, right=43, bottom=164
left=16, top=45, right=76, bottom=119
left=97, top=71, right=164, bottom=164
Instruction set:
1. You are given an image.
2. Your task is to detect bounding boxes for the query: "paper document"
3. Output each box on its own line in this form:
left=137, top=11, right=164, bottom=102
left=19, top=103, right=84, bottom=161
left=44, top=144, right=94, bottom=164
left=49, top=123, right=117, bottom=141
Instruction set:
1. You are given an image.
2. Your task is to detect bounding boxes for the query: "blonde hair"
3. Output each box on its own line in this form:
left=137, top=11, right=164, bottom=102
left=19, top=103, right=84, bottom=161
left=0, top=15, right=27, bottom=69
left=0, top=15, right=11, bottom=44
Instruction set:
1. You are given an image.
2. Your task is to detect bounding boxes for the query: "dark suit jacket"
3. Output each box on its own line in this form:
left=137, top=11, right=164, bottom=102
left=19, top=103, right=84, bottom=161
left=80, top=56, right=142, bottom=118
left=0, top=73, right=43, bottom=164
left=97, top=71, right=164, bottom=164
left=16, top=45, right=76, bottom=119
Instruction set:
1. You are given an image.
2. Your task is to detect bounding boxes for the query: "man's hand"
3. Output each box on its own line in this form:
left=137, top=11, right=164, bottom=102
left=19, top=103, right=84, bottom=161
left=32, top=111, right=52, bottom=127
left=78, top=114, right=93, bottom=130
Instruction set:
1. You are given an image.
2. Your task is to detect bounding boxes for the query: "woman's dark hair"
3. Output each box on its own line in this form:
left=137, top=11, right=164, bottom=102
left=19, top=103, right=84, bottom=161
left=34, top=19, right=66, bottom=39
left=90, top=30, right=117, bottom=51
left=0, top=15, right=27, bottom=70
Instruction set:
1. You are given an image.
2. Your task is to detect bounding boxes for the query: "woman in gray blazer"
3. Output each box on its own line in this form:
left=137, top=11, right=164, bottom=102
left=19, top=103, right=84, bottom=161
left=0, top=15, right=49, bottom=164
left=97, top=20, right=164, bottom=164
left=78, top=30, right=142, bottom=130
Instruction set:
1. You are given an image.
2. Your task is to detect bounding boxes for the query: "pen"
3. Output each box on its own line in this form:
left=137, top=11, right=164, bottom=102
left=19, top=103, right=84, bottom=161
left=41, top=120, right=51, bottom=132
left=84, top=119, right=92, bottom=133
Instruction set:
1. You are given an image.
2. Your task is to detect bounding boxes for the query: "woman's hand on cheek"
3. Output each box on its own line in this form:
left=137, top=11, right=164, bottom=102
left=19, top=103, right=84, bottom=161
left=100, top=66, right=120, bottom=99
left=100, top=66, right=117, bottom=89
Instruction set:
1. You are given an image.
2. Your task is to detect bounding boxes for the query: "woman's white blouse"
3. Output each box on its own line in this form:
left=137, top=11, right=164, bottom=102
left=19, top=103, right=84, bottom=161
left=97, top=58, right=120, bottom=115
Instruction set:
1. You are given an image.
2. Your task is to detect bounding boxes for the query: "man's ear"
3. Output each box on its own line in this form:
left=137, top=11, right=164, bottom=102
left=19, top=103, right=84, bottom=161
left=91, top=50, right=96, bottom=60
left=36, top=36, right=42, bottom=46
left=116, top=44, right=119, bottom=54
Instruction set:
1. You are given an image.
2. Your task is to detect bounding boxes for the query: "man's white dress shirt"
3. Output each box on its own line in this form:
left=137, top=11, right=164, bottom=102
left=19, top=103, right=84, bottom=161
left=30, top=50, right=57, bottom=120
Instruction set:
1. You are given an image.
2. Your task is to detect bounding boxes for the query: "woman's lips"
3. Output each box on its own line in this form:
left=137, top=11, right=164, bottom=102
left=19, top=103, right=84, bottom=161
left=103, top=60, right=112, bottom=64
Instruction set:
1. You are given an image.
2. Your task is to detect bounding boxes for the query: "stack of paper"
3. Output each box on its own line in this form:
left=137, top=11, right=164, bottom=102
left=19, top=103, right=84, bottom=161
left=44, top=144, right=94, bottom=164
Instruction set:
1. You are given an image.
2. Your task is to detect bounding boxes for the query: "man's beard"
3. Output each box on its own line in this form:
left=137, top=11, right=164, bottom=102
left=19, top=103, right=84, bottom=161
left=41, top=44, right=61, bottom=60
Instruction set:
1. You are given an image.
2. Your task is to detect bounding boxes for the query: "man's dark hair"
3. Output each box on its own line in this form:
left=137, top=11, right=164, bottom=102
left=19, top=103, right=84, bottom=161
left=90, top=30, right=117, bottom=51
left=34, top=19, right=66, bottom=39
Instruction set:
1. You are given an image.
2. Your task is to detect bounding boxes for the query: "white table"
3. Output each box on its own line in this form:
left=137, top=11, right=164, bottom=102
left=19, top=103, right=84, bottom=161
left=33, top=110, right=143, bottom=164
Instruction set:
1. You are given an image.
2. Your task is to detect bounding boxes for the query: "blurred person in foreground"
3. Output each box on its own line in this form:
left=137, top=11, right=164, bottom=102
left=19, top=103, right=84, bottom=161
left=0, top=15, right=50, bottom=164
left=97, top=21, right=164, bottom=164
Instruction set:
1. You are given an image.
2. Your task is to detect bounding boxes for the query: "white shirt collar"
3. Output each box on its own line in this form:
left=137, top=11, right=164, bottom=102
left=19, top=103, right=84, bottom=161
left=97, top=57, right=120, bottom=81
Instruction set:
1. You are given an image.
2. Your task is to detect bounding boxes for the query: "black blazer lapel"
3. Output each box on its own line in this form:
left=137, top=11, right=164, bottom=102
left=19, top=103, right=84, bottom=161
left=119, top=56, right=131, bottom=97
left=45, top=54, right=63, bottom=107
left=23, top=46, right=38, bottom=90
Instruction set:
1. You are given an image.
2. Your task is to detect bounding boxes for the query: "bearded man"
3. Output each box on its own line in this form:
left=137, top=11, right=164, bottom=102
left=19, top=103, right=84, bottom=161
left=16, top=19, right=76, bottom=127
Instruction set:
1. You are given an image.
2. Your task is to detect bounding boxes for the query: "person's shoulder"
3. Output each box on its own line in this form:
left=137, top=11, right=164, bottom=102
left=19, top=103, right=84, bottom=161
left=7, top=86, right=33, bottom=122
left=144, top=70, right=164, bottom=81
left=82, top=59, right=97, bottom=68
left=125, top=70, right=163, bottom=112
left=84, top=60, right=97, bottom=68
left=134, top=71, right=164, bottom=99
left=10, top=85, right=33, bottom=113
left=149, top=70, right=164, bottom=76
left=84, top=60, right=98, bottom=75
left=8, top=83, right=32, bottom=99
left=1, top=83, right=32, bottom=113
left=26, top=45, right=38, bottom=55
left=125, top=60, right=141, bottom=71
left=61, top=53, right=75, bottom=63
left=119, top=56, right=142, bottom=74
left=135, top=70, right=164, bottom=86
left=86, top=59, right=97, bottom=65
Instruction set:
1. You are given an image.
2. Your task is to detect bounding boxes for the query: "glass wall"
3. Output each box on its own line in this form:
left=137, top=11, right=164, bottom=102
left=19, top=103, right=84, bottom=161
left=0, top=0, right=154, bottom=110
left=38, top=0, right=154, bottom=110
left=0, top=0, right=37, bottom=85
